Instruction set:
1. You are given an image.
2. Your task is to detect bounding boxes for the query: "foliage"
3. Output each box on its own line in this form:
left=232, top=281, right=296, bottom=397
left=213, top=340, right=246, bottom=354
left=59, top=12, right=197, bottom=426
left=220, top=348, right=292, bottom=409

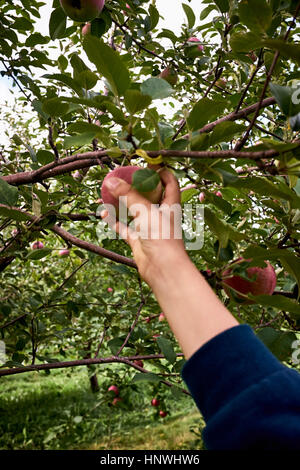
left=0, top=0, right=300, bottom=449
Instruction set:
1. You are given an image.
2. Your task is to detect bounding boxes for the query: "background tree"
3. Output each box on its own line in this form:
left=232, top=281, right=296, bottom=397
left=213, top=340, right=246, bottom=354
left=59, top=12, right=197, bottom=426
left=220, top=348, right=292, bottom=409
left=0, top=0, right=300, bottom=438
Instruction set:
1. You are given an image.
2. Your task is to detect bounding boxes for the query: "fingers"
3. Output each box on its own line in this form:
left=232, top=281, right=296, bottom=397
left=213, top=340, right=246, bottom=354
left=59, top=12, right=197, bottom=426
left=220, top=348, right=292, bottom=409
left=104, top=177, right=153, bottom=214
left=101, top=209, right=138, bottom=249
left=159, top=169, right=181, bottom=206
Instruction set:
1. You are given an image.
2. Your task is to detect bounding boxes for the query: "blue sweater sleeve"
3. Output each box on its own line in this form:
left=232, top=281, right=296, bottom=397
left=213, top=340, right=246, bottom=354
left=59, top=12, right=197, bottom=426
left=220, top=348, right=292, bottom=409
left=181, top=324, right=300, bottom=450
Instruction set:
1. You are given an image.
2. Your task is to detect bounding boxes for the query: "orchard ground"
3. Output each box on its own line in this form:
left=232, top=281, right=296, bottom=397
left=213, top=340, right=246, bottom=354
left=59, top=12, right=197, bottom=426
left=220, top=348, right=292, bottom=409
left=0, top=367, right=204, bottom=450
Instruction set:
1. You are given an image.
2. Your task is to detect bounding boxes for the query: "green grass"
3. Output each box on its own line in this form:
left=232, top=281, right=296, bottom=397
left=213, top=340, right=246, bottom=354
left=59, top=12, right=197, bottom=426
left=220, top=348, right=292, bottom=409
left=0, top=367, right=205, bottom=450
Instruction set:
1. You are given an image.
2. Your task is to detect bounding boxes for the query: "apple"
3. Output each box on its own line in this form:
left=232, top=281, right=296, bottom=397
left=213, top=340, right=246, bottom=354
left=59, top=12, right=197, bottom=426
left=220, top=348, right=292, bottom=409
left=159, top=67, right=178, bottom=86
left=82, top=22, right=91, bottom=36
left=215, top=78, right=227, bottom=89
left=107, top=287, right=113, bottom=293
left=133, top=360, right=144, bottom=368
left=180, top=184, right=197, bottom=192
left=31, top=241, right=44, bottom=250
left=73, top=170, right=82, bottom=180
left=188, top=36, right=204, bottom=52
left=59, top=249, right=70, bottom=257
left=151, top=398, right=160, bottom=407
left=199, top=192, right=206, bottom=203
left=159, top=410, right=167, bottom=418
left=60, top=0, right=105, bottom=22
left=145, top=317, right=151, bottom=323
left=108, top=385, right=119, bottom=396
left=222, top=258, right=277, bottom=302
left=158, top=312, right=165, bottom=322
left=112, top=397, right=122, bottom=406
left=101, top=166, right=163, bottom=212
left=215, top=191, right=223, bottom=198
left=152, top=334, right=160, bottom=341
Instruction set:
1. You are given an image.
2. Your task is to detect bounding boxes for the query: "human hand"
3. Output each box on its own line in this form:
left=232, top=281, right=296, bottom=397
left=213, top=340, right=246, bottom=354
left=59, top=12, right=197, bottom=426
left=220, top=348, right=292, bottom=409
left=101, top=168, right=189, bottom=287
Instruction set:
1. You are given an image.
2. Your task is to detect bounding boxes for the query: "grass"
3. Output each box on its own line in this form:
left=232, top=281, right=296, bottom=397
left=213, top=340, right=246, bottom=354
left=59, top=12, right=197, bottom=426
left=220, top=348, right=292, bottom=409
left=0, top=367, right=205, bottom=450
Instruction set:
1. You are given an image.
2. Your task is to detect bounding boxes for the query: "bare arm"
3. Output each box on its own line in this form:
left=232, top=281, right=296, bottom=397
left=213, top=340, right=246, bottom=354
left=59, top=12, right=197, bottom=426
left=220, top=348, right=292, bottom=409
left=102, top=169, right=238, bottom=359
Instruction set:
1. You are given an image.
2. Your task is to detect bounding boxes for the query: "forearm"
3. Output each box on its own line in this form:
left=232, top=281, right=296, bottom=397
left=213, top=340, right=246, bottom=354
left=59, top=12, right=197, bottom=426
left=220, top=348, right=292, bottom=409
left=148, top=252, right=239, bottom=359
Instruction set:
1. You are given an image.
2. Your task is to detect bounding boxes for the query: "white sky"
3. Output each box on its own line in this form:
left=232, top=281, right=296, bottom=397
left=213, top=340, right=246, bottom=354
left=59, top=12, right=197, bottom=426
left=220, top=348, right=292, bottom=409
left=0, top=0, right=210, bottom=144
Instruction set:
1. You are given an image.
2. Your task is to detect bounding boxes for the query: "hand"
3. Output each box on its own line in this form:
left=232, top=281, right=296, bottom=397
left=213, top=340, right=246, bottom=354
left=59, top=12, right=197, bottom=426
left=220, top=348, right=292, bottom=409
left=101, top=168, right=189, bottom=287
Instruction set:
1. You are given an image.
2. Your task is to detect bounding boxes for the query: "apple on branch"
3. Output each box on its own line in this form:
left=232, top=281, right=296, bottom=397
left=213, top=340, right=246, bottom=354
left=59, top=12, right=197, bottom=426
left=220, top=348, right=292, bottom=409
left=159, top=67, right=178, bottom=86
left=222, top=258, right=277, bottom=303
left=60, top=0, right=105, bottom=22
left=101, top=166, right=163, bottom=216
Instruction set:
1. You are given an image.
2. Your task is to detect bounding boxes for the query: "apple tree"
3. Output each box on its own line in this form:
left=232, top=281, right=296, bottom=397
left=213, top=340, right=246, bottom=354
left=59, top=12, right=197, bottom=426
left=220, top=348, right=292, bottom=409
left=0, top=0, right=300, bottom=416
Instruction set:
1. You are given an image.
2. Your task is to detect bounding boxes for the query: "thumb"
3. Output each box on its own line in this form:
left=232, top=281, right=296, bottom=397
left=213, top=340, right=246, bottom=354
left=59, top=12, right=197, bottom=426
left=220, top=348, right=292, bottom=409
left=105, top=176, right=152, bottom=210
left=105, top=177, right=131, bottom=198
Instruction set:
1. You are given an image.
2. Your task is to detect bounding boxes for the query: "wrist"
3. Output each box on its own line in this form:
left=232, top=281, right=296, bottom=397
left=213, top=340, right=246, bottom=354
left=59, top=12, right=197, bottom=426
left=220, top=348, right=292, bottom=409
left=146, top=249, right=193, bottom=291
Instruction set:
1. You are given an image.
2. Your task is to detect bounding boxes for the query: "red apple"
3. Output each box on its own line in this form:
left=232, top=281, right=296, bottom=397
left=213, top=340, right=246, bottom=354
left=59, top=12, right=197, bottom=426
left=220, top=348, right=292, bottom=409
left=108, top=385, right=119, bottom=396
left=60, top=0, right=105, bottom=22
left=133, top=360, right=144, bottom=368
left=145, top=317, right=151, bottom=323
left=159, top=410, right=167, bottom=418
left=199, top=192, right=206, bottom=203
left=180, top=184, right=197, bottom=192
left=151, top=398, right=160, bottom=407
left=59, top=249, right=70, bottom=257
left=215, top=191, right=223, bottom=198
left=101, top=166, right=163, bottom=211
left=222, top=258, right=277, bottom=302
left=82, top=22, right=91, bottom=36
left=188, top=36, right=204, bottom=52
left=152, top=334, right=160, bottom=341
left=107, top=287, right=113, bottom=293
left=112, top=397, right=122, bottom=406
left=31, top=241, right=44, bottom=250
left=73, top=170, right=82, bottom=180
left=159, top=67, right=178, bottom=86
left=215, top=78, right=227, bottom=89
left=158, top=313, right=165, bottom=322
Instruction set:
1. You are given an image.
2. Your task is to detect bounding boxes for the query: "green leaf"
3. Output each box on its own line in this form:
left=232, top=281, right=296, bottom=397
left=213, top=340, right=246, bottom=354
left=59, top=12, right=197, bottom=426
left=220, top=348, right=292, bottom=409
left=209, top=122, right=247, bottom=146
left=149, top=4, right=160, bottom=29
left=230, top=31, right=263, bottom=53
left=107, top=338, right=124, bottom=355
left=90, top=18, right=106, bottom=37
left=26, top=248, right=52, bottom=260
left=238, top=0, right=272, bottom=33
left=124, top=89, right=152, bottom=114
left=132, top=372, right=160, bottom=384
left=257, top=327, right=297, bottom=361
left=269, top=82, right=300, bottom=117
left=0, top=206, right=31, bottom=221
left=181, top=188, right=198, bottom=204
left=83, top=36, right=130, bottom=97
left=254, top=295, right=300, bottom=317
left=187, top=98, right=227, bottom=131
left=182, top=3, right=196, bottom=29
left=49, top=8, right=66, bottom=40
left=67, top=121, right=102, bottom=134
left=42, top=73, right=83, bottom=96
left=132, top=168, right=160, bottom=193
left=264, top=39, right=300, bottom=65
left=140, top=77, right=173, bottom=100
left=156, top=337, right=176, bottom=364
left=75, top=70, right=98, bottom=91
left=214, top=0, right=229, bottom=13
left=200, top=5, right=217, bottom=20
left=13, top=17, right=33, bottom=31
left=0, top=179, right=19, bottom=206
left=42, top=98, right=70, bottom=117
left=37, top=150, right=55, bottom=165
left=63, top=132, right=96, bottom=148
